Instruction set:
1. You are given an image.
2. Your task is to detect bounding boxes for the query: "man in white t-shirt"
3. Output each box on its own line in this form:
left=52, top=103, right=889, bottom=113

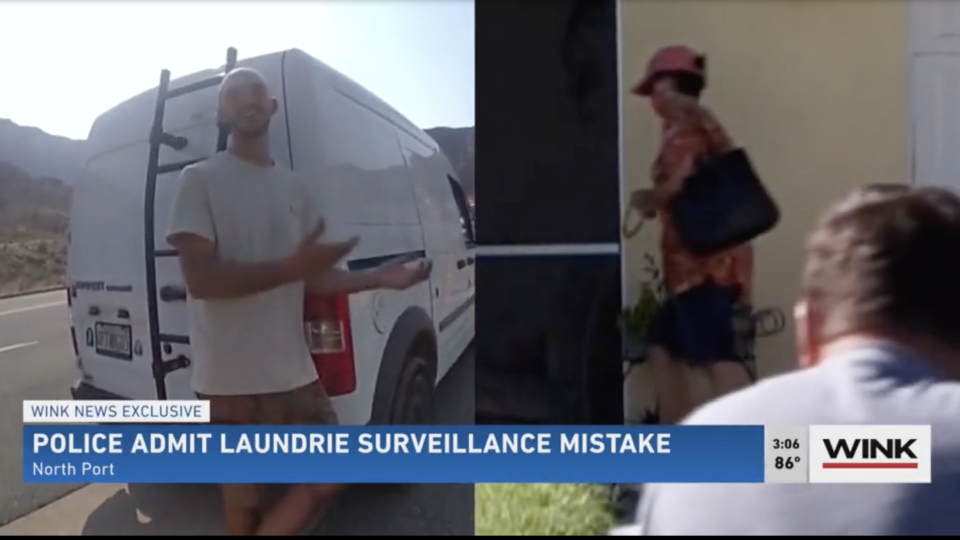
left=166, top=67, right=429, bottom=536
left=635, top=185, right=960, bottom=535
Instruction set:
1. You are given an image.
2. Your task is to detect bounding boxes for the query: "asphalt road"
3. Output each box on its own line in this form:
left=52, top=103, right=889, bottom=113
left=0, top=290, right=475, bottom=535
left=0, top=290, right=79, bottom=526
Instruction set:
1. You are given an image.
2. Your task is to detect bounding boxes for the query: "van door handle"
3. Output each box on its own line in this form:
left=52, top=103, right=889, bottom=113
left=117, top=309, right=130, bottom=319
left=159, top=285, right=187, bottom=302
left=467, top=257, right=475, bottom=266
left=457, top=259, right=467, bottom=270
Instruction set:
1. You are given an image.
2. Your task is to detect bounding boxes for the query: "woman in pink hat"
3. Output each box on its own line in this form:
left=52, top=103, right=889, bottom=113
left=628, top=45, right=754, bottom=424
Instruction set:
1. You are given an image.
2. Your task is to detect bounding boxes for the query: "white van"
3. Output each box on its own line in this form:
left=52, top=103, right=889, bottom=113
left=66, top=48, right=476, bottom=425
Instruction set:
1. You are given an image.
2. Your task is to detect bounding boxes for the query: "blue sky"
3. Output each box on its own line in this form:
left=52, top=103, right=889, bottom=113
left=0, top=1, right=474, bottom=140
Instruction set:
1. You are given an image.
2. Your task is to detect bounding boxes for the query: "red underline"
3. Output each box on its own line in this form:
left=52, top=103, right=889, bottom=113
left=822, top=463, right=918, bottom=469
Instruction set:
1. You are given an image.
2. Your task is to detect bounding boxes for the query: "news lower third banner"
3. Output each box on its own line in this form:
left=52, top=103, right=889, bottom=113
left=21, top=402, right=932, bottom=484
left=22, top=424, right=764, bottom=484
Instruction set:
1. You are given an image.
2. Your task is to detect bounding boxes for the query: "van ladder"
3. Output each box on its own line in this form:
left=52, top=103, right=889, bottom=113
left=143, top=47, right=238, bottom=400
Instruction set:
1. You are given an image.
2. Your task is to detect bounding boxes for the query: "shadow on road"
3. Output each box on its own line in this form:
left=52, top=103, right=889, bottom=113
left=82, top=484, right=221, bottom=536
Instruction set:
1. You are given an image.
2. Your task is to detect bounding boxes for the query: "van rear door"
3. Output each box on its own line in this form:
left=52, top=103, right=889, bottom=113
left=70, top=58, right=237, bottom=400
left=69, top=147, right=155, bottom=400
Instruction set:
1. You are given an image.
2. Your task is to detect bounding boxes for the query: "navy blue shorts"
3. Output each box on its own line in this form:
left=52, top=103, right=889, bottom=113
left=646, top=281, right=740, bottom=365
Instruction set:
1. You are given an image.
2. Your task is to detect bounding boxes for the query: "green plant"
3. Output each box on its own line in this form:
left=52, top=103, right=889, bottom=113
left=619, top=253, right=666, bottom=342
left=619, top=283, right=660, bottom=341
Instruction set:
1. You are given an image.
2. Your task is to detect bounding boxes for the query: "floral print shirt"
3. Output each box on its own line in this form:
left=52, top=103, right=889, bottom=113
left=652, top=94, right=753, bottom=301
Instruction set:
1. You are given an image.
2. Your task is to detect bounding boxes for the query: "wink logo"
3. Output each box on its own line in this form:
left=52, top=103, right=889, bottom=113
left=822, top=438, right=918, bottom=468
left=808, top=425, right=931, bottom=484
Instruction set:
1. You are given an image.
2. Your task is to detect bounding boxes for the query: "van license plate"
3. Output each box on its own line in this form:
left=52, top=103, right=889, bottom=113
left=94, top=323, right=132, bottom=360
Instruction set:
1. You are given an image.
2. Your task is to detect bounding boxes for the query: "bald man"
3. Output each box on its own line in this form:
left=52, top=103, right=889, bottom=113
left=165, top=68, right=429, bottom=536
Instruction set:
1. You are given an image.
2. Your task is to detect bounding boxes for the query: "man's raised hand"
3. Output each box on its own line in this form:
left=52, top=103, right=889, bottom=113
left=287, top=219, right=359, bottom=279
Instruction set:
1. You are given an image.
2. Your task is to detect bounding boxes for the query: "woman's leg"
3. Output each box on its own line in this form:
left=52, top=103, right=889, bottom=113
left=646, top=300, right=693, bottom=424
left=647, top=345, right=692, bottom=424
left=700, top=284, right=753, bottom=399
left=705, top=361, right=752, bottom=398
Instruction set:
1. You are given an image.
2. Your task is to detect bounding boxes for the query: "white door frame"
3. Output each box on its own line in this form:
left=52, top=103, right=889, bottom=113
left=616, top=0, right=628, bottom=307
left=905, top=0, right=960, bottom=186
left=904, top=1, right=934, bottom=186
left=906, top=2, right=917, bottom=184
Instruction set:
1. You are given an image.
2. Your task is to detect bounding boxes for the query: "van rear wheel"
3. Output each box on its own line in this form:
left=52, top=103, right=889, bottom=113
left=389, top=353, right=435, bottom=424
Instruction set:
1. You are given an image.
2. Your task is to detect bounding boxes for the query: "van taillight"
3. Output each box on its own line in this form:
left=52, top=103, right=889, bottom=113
left=304, top=294, right=356, bottom=396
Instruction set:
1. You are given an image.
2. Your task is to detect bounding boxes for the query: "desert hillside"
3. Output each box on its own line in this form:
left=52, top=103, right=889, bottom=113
left=0, top=119, right=474, bottom=296
left=0, top=160, right=70, bottom=295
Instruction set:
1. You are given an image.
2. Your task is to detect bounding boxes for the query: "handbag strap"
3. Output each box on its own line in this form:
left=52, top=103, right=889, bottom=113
left=698, top=107, right=735, bottom=159
left=622, top=206, right=645, bottom=239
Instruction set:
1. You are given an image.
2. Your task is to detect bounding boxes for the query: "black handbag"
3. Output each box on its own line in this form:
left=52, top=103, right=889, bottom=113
left=669, top=148, right=780, bottom=256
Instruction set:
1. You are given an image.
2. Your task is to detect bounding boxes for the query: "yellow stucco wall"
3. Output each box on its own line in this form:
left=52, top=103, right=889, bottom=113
left=620, top=0, right=908, bottom=418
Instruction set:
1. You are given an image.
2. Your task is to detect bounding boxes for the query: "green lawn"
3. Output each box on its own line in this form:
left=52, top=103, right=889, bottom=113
left=475, top=483, right=614, bottom=536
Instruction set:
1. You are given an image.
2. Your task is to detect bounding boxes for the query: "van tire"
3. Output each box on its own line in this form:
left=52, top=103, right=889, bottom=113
left=389, top=352, right=435, bottom=425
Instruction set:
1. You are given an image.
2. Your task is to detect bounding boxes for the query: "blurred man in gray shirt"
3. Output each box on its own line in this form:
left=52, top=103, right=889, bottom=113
left=636, top=185, right=960, bottom=535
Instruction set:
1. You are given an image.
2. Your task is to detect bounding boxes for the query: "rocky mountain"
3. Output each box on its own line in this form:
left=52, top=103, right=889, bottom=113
left=0, top=117, right=476, bottom=198
left=426, top=126, right=475, bottom=199
left=0, top=160, right=70, bottom=295
left=0, top=119, right=474, bottom=294
left=0, top=119, right=87, bottom=185
left=0, top=119, right=81, bottom=294
left=0, top=161, right=70, bottom=228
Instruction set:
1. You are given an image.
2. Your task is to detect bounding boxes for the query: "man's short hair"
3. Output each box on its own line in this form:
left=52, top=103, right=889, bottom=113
left=801, top=184, right=960, bottom=347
